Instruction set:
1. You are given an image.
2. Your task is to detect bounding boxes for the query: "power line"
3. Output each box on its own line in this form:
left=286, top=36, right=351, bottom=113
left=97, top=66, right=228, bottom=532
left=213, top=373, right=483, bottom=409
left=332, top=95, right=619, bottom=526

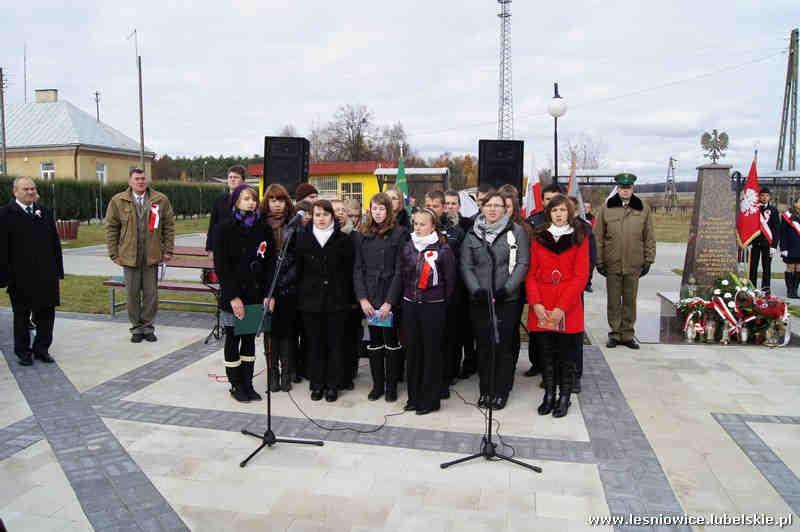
left=407, top=49, right=785, bottom=139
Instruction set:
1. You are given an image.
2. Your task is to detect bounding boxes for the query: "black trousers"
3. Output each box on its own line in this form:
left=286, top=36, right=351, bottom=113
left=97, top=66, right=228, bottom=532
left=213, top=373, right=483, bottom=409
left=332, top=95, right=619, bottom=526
left=13, top=306, right=55, bottom=357
left=534, top=331, right=580, bottom=390
left=223, top=327, right=255, bottom=384
left=470, top=300, right=522, bottom=397
left=749, top=245, right=772, bottom=290
left=442, top=301, right=460, bottom=390
left=402, top=301, right=446, bottom=411
left=457, top=294, right=477, bottom=374
left=303, top=311, right=347, bottom=391
left=342, top=309, right=362, bottom=386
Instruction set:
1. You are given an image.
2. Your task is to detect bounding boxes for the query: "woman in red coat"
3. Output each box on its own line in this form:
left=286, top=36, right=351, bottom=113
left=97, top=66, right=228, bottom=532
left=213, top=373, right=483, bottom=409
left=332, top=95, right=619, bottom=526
left=525, top=194, right=589, bottom=418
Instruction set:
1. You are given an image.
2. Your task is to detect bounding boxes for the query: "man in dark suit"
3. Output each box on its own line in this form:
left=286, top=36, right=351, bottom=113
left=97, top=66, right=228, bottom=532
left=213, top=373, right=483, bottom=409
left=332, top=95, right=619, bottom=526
left=0, top=177, right=64, bottom=366
left=205, top=165, right=246, bottom=258
left=749, top=187, right=781, bottom=292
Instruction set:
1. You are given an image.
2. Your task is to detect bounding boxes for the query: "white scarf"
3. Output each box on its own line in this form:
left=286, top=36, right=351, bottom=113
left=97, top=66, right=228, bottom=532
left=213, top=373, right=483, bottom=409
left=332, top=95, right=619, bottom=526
left=412, top=231, right=439, bottom=252
left=547, top=224, right=574, bottom=241
left=312, top=223, right=335, bottom=247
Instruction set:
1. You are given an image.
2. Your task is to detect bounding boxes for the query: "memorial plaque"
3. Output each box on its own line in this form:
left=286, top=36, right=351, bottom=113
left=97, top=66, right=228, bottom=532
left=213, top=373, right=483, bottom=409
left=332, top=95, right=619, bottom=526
left=681, top=164, right=738, bottom=293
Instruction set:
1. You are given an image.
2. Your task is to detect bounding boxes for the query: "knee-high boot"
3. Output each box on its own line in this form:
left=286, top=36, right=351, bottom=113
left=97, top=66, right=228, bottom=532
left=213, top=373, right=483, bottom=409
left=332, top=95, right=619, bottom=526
left=240, top=355, right=262, bottom=401
left=367, top=344, right=385, bottom=401
left=278, top=338, right=294, bottom=391
left=224, top=328, right=249, bottom=402
left=553, top=359, right=574, bottom=418
left=537, top=352, right=556, bottom=415
left=264, top=338, right=280, bottom=393
left=385, top=344, right=402, bottom=402
left=787, top=271, right=799, bottom=299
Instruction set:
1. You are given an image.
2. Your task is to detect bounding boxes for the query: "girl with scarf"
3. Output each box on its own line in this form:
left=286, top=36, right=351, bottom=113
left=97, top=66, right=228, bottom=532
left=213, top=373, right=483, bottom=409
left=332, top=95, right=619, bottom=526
left=353, top=193, right=406, bottom=402
left=295, top=200, right=355, bottom=402
left=525, top=194, right=589, bottom=418
left=397, top=208, right=456, bottom=415
left=213, top=185, right=276, bottom=403
left=780, top=197, right=800, bottom=299
left=461, top=192, right=530, bottom=410
left=260, top=184, right=298, bottom=391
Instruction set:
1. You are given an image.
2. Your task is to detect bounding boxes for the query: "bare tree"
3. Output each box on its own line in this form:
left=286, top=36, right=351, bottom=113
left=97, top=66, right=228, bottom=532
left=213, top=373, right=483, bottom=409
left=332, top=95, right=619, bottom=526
left=308, top=120, right=328, bottom=163
left=559, top=133, right=607, bottom=169
left=377, top=122, right=410, bottom=161
left=277, top=124, right=298, bottom=137
left=323, top=104, right=376, bottom=161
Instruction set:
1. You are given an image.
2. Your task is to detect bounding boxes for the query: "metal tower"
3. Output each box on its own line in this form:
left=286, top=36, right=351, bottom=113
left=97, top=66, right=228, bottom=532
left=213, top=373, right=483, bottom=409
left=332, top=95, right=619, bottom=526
left=777, top=28, right=798, bottom=171
left=497, top=0, right=513, bottom=140
left=664, top=156, right=678, bottom=213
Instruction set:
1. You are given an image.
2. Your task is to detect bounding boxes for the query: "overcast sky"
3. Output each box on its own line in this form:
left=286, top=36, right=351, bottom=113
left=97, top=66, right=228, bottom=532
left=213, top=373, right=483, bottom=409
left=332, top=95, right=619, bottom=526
left=1, top=0, right=797, bottom=182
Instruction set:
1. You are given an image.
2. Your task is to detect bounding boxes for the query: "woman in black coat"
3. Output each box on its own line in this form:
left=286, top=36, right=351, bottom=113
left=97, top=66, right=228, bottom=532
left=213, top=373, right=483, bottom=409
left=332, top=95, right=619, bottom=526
left=295, top=200, right=356, bottom=402
left=780, top=197, right=800, bottom=298
left=261, top=183, right=299, bottom=391
left=213, top=185, right=276, bottom=403
left=353, top=193, right=405, bottom=402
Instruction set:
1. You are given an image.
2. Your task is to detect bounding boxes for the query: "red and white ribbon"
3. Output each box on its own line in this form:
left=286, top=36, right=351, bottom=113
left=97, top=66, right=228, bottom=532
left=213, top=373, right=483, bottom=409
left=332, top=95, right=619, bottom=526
left=760, top=209, right=773, bottom=245
left=782, top=211, right=800, bottom=237
left=713, top=296, right=739, bottom=334
left=256, top=241, right=267, bottom=258
left=148, top=203, right=160, bottom=232
left=418, top=250, right=439, bottom=289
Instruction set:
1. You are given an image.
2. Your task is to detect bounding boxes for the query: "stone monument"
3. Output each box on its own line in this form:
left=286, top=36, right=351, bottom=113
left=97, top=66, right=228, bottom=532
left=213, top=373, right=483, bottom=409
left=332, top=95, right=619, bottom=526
left=681, top=131, right=738, bottom=293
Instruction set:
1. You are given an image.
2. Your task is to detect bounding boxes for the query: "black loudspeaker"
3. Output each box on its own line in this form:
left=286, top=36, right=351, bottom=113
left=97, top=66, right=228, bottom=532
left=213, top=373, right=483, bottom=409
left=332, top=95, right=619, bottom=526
left=263, top=136, right=310, bottom=194
left=478, top=139, right=524, bottom=192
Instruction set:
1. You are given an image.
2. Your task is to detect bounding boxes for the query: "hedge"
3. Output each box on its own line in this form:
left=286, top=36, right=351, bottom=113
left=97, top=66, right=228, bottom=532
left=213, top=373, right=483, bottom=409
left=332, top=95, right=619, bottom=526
left=0, top=177, right=225, bottom=220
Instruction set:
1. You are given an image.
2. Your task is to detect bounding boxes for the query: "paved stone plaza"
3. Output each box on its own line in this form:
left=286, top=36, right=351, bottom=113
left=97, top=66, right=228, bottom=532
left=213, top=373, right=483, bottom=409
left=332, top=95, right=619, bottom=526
left=1, top=238, right=799, bottom=531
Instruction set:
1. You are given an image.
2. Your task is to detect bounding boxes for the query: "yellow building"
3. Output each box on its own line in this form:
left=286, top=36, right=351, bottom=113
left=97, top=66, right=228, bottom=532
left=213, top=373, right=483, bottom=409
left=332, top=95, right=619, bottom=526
left=250, top=160, right=450, bottom=207
left=1, top=89, right=154, bottom=182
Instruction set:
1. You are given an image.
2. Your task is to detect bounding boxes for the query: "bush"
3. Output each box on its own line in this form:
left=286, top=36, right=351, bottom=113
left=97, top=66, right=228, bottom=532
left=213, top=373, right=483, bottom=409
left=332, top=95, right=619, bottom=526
left=0, top=176, right=224, bottom=220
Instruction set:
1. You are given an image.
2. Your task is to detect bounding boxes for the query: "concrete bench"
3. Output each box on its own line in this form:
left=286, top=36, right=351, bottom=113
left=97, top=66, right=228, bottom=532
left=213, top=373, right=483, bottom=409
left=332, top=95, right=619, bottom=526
left=102, top=278, right=219, bottom=316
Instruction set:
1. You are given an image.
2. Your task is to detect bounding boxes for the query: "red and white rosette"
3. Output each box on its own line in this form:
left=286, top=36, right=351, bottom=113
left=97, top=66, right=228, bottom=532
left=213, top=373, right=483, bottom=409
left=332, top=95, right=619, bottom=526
left=148, top=203, right=160, bottom=232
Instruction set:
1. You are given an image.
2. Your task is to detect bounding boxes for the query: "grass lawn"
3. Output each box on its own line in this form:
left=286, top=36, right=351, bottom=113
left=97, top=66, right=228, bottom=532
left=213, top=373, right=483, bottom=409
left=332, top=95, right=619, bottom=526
left=60, top=216, right=210, bottom=249
left=0, top=274, right=216, bottom=314
left=652, top=212, right=691, bottom=242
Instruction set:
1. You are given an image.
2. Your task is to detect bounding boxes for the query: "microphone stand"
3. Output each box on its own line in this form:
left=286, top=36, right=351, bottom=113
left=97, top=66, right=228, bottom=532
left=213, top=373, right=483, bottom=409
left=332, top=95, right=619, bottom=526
left=240, top=220, right=324, bottom=467
left=441, top=236, right=541, bottom=473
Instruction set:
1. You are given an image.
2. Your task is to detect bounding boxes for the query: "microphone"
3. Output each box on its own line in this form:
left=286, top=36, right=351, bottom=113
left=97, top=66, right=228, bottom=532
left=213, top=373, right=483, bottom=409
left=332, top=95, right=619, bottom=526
left=287, top=210, right=305, bottom=227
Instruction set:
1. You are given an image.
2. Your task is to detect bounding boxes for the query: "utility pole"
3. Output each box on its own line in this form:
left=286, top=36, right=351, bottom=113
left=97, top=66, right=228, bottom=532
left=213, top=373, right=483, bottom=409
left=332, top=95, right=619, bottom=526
left=94, top=90, right=101, bottom=122
left=777, top=28, right=798, bottom=171
left=23, top=44, right=28, bottom=103
left=127, top=29, right=145, bottom=169
left=496, top=0, right=513, bottom=140
left=0, top=68, right=7, bottom=176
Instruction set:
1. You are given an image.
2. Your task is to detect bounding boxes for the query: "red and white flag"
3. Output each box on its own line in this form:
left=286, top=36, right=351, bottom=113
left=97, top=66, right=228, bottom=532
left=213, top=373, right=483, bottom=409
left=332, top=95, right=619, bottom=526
left=521, top=177, right=542, bottom=218
left=148, top=203, right=160, bottom=233
left=736, top=160, right=761, bottom=247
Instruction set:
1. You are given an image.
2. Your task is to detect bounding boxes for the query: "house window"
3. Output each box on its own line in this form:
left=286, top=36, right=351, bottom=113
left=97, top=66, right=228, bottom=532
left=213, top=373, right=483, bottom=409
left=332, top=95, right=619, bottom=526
left=309, top=176, right=339, bottom=200
left=96, top=162, right=107, bottom=183
left=41, top=161, right=55, bottom=180
left=340, top=182, right=363, bottom=207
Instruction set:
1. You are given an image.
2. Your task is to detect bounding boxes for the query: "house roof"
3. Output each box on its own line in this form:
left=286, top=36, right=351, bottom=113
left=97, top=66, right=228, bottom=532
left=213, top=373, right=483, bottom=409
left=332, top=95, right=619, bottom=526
left=248, top=160, right=395, bottom=177
left=1, top=100, right=154, bottom=156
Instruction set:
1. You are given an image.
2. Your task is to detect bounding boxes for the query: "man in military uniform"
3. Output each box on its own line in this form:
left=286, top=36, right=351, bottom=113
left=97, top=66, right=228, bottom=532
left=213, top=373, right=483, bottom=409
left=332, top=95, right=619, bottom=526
left=594, top=173, right=656, bottom=349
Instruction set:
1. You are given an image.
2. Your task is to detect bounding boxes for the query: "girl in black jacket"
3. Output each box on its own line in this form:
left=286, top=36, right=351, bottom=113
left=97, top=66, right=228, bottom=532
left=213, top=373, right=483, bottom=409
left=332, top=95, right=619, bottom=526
left=780, top=197, right=800, bottom=298
left=353, top=193, right=405, bottom=402
left=261, top=183, right=298, bottom=391
left=213, top=185, right=276, bottom=403
left=295, top=200, right=356, bottom=402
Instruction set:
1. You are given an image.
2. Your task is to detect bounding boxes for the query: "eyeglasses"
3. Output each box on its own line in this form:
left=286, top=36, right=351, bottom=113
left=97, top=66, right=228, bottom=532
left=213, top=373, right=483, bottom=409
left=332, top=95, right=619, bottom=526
left=485, top=203, right=505, bottom=209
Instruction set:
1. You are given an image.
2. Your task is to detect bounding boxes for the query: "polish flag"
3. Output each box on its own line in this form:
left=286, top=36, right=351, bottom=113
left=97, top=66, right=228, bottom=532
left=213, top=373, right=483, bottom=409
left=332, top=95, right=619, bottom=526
left=736, top=159, right=761, bottom=247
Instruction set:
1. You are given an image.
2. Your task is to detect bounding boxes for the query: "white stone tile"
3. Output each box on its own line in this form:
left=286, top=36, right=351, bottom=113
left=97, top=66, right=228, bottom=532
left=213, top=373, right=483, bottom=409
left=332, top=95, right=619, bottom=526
left=0, top=349, right=32, bottom=428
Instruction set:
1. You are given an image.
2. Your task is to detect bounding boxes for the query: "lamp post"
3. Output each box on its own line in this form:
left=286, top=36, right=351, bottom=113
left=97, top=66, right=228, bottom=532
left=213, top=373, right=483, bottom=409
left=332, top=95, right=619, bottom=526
left=202, top=160, right=207, bottom=182
left=547, top=82, right=567, bottom=185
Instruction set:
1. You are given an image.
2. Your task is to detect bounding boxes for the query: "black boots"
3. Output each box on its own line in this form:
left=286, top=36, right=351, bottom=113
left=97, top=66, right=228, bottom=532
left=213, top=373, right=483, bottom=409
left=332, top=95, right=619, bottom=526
left=385, top=345, right=402, bottom=402
left=367, top=345, right=385, bottom=401
left=278, top=338, right=294, bottom=391
left=227, top=364, right=250, bottom=403
left=240, top=357, right=262, bottom=401
left=553, top=360, right=575, bottom=418
left=538, top=355, right=556, bottom=415
left=785, top=271, right=799, bottom=299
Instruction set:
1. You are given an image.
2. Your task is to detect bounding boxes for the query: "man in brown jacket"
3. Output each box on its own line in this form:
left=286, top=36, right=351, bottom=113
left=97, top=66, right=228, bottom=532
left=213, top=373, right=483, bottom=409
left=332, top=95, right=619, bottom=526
left=594, top=173, right=656, bottom=349
left=105, top=168, right=175, bottom=342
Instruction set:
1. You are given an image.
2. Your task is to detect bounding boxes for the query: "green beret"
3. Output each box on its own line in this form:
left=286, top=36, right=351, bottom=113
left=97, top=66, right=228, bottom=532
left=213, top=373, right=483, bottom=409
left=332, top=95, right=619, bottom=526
left=614, top=173, right=637, bottom=186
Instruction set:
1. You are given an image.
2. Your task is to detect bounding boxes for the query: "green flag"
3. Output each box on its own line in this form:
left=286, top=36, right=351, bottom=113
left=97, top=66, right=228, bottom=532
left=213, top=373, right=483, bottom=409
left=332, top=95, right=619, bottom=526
left=396, top=156, right=409, bottom=211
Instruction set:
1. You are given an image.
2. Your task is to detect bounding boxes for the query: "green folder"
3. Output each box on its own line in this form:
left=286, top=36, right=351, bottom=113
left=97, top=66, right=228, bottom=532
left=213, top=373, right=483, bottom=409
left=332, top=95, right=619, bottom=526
left=234, top=304, right=268, bottom=336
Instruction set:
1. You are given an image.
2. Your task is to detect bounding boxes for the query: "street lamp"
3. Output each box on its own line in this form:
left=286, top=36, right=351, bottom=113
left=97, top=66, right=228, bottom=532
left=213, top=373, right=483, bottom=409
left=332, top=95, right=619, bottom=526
left=202, top=160, right=208, bottom=181
left=547, top=82, right=567, bottom=185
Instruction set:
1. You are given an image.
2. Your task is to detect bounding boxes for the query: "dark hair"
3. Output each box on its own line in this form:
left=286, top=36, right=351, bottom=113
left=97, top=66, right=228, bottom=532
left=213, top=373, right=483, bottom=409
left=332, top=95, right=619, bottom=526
left=498, top=184, right=519, bottom=196
left=260, top=183, right=294, bottom=220
left=227, top=165, right=247, bottom=180
left=444, top=190, right=460, bottom=203
left=413, top=207, right=438, bottom=227
left=129, top=167, right=145, bottom=177
left=477, top=183, right=496, bottom=195
left=480, top=191, right=505, bottom=208
left=536, top=194, right=585, bottom=243
left=424, top=190, right=445, bottom=203
left=312, top=199, right=335, bottom=218
left=760, top=187, right=771, bottom=195
left=541, top=183, right=563, bottom=199
left=499, top=187, right=534, bottom=239
left=360, top=192, right=396, bottom=236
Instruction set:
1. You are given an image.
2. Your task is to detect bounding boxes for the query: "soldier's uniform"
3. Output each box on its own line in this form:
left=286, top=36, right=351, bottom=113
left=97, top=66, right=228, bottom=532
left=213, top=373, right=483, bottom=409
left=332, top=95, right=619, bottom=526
left=594, top=173, right=656, bottom=349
